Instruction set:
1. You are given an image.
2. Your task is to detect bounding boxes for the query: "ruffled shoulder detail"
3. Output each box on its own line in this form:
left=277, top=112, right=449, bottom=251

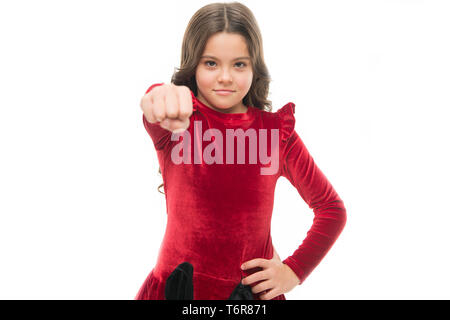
left=276, top=102, right=296, bottom=142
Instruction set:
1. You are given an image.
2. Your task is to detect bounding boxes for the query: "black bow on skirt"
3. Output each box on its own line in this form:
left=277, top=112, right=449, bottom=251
left=164, top=262, right=254, bottom=300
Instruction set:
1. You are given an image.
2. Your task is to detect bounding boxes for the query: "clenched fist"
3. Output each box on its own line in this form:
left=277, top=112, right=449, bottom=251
left=140, top=83, right=193, bottom=133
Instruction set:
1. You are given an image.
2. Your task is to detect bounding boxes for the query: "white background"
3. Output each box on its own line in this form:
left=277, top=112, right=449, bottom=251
left=1, top=0, right=449, bottom=299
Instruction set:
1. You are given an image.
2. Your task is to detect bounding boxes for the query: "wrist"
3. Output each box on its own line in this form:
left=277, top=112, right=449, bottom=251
left=283, top=262, right=301, bottom=285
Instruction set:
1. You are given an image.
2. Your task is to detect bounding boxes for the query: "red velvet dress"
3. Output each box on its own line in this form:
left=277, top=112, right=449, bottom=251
left=135, top=83, right=347, bottom=300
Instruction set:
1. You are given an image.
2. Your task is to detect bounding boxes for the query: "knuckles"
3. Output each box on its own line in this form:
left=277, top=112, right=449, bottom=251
left=141, top=83, right=193, bottom=124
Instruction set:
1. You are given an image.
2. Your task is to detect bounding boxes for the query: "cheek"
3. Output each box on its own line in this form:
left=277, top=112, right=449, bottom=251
left=196, top=69, right=214, bottom=88
left=237, top=72, right=253, bottom=90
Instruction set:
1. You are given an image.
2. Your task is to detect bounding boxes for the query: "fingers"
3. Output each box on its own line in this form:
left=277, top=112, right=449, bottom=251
left=152, top=89, right=166, bottom=122
left=141, top=83, right=194, bottom=133
left=165, top=84, right=179, bottom=119
left=177, top=85, right=193, bottom=120
left=141, top=93, right=156, bottom=123
left=251, top=280, right=274, bottom=295
left=259, top=288, right=281, bottom=300
left=241, top=258, right=270, bottom=270
left=241, top=269, right=271, bottom=286
left=160, top=117, right=190, bottom=133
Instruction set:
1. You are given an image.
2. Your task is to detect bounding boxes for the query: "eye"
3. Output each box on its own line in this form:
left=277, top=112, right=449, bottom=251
left=204, top=61, right=247, bottom=68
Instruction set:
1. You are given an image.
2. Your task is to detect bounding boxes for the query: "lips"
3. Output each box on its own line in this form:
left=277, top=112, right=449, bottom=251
left=214, top=90, right=234, bottom=96
left=214, top=89, right=235, bottom=92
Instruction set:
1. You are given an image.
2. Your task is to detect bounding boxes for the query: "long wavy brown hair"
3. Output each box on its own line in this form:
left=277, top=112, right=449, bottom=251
left=157, top=1, right=273, bottom=195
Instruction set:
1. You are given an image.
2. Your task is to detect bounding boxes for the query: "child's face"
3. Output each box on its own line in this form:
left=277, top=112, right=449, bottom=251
left=195, top=32, right=253, bottom=114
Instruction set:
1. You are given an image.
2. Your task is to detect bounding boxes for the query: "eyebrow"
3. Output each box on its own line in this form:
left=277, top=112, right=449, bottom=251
left=201, top=55, right=251, bottom=61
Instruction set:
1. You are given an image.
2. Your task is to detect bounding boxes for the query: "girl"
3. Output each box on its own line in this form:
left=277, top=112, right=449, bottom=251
left=136, top=2, right=346, bottom=300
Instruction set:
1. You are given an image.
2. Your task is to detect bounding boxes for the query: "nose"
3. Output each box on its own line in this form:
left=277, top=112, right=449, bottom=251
left=218, top=68, right=233, bottom=83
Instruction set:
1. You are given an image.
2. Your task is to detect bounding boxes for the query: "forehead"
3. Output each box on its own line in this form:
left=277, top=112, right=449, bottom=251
left=202, top=32, right=250, bottom=60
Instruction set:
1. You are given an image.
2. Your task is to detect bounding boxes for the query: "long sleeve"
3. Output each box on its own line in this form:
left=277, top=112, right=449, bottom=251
left=142, top=82, right=172, bottom=151
left=278, top=105, right=347, bottom=285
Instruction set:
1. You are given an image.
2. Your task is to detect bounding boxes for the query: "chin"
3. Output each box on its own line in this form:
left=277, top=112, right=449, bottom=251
left=207, top=97, right=231, bottom=106
left=214, top=101, right=236, bottom=109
